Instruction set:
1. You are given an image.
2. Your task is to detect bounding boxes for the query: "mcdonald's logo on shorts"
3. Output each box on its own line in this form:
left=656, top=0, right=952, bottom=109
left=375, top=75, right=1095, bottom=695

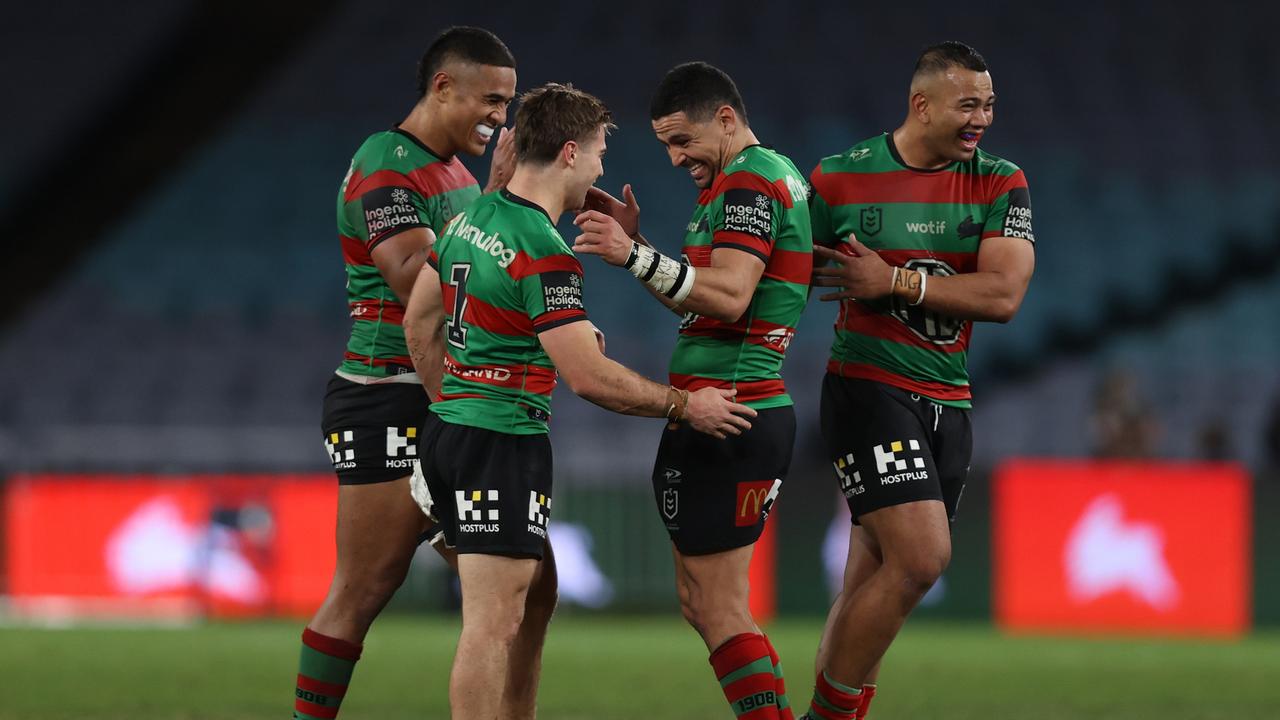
left=735, top=480, right=775, bottom=527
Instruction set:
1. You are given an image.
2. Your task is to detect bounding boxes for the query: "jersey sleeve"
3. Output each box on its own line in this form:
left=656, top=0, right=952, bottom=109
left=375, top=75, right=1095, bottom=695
left=982, top=169, right=1035, bottom=244
left=710, top=172, right=784, bottom=263
left=516, top=252, right=590, bottom=333
left=350, top=176, right=432, bottom=250
left=808, top=165, right=838, bottom=248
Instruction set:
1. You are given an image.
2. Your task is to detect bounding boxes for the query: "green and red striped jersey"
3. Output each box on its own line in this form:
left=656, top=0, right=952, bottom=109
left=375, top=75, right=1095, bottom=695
left=809, top=133, right=1034, bottom=408
left=335, top=128, right=481, bottom=380
left=427, top=190, right=589, bottom=435
left=670, top=145, right=813, bottom=410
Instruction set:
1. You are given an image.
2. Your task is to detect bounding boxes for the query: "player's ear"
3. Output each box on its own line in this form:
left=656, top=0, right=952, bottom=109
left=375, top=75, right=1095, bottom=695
left=431, top=71, right=452, bottom=100
left=910, top=91, right=930, bottom=124
left=717, top=105, right=737, bottom=134
left=562, top=140, right=579, bottom=168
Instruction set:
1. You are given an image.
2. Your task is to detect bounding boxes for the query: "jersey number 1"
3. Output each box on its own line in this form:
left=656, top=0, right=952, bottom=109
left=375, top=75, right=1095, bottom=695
left=446, top=263, right=471, bottom=349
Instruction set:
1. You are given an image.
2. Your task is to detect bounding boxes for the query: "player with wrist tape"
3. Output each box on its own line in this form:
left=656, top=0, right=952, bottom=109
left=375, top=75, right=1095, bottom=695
left=623, top=241, right=697, bottom=303
left=573, top=61, right=813, bottom=720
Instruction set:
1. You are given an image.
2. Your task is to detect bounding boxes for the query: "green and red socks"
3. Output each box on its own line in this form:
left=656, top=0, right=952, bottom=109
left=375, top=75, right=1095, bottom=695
left=710, top=633, right=792, bottom=719
left=856, top=684, right=876, bottom=719
left=294, top=628, right=362, bottom=719
left=802, top=670, right=863, bottom=720
left=762, top=635, right=794, bottom=720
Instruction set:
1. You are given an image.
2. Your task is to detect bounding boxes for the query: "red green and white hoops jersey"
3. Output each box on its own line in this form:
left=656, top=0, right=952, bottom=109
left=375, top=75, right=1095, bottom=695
left=671, top=145, right=813, bottom=410
left=809, top=133, right=1034, bottom=408
left=335, top=128, right=481, bottom=381
left=427, top=191, right=589, bottom=435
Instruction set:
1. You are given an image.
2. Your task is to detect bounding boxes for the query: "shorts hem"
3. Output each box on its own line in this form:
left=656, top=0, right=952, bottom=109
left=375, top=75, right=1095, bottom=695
left=336, top=470, right=413, bottom=486
left=455, top=545, right=545, bottom=560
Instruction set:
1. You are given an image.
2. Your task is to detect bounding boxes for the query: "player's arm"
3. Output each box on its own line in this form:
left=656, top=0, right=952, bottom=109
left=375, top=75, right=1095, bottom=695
left=537, top=320, right=756, bottom=439
left=572, top=182, right=769, bottom=323
left=353, top=180, right=437, bottom=304
left=403, top=258, right=445, bottom=398
left=371, top=227, right=434, bottom=304
left=813, top=236, right=1034, bottom=322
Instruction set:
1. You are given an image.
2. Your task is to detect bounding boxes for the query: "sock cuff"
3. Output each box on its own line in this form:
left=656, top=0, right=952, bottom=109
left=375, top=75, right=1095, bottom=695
left=761, top=633, right=781, bottom=665
left=813, top=670, right=862, bottom=713
left=302, top=628, right=363, bottom=661
left=710, top=633, right=770, bottom=677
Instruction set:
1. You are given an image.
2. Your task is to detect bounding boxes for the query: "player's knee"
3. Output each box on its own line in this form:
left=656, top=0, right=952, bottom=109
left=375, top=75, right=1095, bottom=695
left=525, top=579, right=558, bottom=625
left=893, top=548, right=950, bottom=598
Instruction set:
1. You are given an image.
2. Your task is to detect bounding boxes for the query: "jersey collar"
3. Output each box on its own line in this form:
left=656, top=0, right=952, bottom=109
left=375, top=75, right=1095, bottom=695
left=391, top=126, right=452, bottom=162
left=501, top=189, right=554, bottom=223
left=884, top=133, right=953, bottom=173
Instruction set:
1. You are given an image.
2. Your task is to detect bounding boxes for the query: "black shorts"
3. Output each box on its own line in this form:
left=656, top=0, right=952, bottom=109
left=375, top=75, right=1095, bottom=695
left=414, top=413, right=552, bottom=559
left=820, top=374, right=972, bottom=524
left=651, top=405, right=795, bottom=556
left=320, top=375, right=429, bottom=485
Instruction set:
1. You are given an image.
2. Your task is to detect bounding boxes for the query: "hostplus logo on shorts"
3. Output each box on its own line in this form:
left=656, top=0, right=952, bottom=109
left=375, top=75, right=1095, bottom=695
left=457, top=490, right=500, bottom=533
left=527, top=491, right=552, bottom=539
left=325, top=431, right=356, bottom=470
left=874, top=440, right=929, bottom=485
left=833, top=453, right=864, bottom=498
left=385, top=426, right=417, bottom=469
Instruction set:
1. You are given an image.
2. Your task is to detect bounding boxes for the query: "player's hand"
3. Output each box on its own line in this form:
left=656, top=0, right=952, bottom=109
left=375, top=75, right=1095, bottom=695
left=589, top=322, right=606, bottom=354
left=572, top=210, right=635, bottom=267
left=683, top=388, right=756, bottom=439
left=483, top=126, right=516, bottom=193
left=581, top=184, right=640, bottom=237
left=812, top=235, right=893, bottom=301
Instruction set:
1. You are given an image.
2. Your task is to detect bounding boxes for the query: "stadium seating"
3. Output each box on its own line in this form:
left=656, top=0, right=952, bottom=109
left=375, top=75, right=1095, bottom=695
left=2, top=0, right=1278, bottom=475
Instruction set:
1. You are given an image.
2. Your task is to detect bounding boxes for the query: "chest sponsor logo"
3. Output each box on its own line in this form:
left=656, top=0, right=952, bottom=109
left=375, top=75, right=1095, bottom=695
left=859, top=206, right=882, bottom=237
left=444, top=212, right=516, bottom=268
left=905, top=219, right=948, bottom=235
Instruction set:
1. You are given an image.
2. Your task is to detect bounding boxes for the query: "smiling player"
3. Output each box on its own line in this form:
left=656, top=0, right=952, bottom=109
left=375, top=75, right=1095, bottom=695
left=801, top=42, right=1035, bottom=719
left=294, top=27, right=522, bottom=720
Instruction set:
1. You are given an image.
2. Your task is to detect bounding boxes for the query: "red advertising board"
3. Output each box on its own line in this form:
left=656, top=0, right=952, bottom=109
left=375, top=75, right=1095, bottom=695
left=993, top=460, right=1251, bottom=637
left=3, top=474, right=336, bottom=618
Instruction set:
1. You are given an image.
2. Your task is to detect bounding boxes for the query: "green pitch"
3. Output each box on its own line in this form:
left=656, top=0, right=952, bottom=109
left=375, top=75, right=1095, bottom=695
left=1, top=616, right=1276, bottom=719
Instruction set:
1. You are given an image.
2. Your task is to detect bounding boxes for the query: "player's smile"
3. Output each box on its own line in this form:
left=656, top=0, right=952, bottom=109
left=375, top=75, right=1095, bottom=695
left=474, top=123, right=496, bottom=145
left=958, top=129, right=982, bottom=151
left=686, top=160, right=710, bottom=185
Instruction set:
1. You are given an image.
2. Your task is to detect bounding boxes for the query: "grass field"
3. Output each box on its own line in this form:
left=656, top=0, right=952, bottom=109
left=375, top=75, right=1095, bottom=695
left=2, top=615, right=1277, bottom=719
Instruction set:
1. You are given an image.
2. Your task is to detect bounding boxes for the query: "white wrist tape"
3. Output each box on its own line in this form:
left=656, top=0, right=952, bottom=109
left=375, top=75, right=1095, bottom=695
left=909, top=270, right=928, bottom=306
left=625, top=242, right=696, bottom=304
